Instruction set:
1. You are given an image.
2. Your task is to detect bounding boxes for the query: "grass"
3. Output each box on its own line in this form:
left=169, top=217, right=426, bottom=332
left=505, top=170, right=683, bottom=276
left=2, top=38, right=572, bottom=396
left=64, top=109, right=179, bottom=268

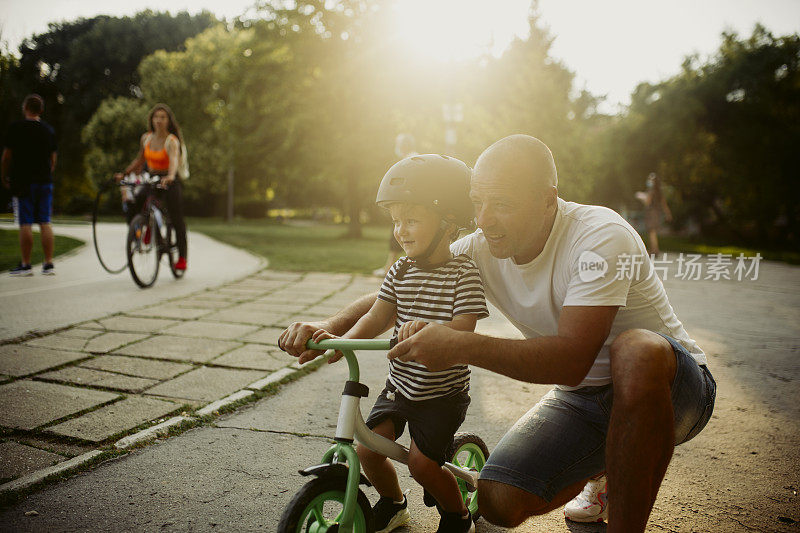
left=188, top=218, right=392, bottom=274
left=0, top=228, right=85, bottom=272
left=652, top=235, right=800, bottom=264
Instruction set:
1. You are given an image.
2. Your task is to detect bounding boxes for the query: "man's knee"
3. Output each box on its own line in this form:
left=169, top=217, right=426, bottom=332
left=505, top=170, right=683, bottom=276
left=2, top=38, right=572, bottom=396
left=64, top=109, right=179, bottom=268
left=610, top=329, right=676, bottom=401
left=477, top=479, right=546, bottom=527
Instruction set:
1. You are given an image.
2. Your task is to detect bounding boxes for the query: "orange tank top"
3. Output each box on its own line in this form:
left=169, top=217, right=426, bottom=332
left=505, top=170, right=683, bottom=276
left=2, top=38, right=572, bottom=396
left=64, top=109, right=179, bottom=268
left=143, top=134, right=174, bottom=173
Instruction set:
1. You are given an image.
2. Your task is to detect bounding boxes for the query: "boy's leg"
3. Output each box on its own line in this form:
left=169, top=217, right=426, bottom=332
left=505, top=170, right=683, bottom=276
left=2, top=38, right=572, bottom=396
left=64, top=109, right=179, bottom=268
left=407, top=440, right=465, bottom=514
left=19, top=225, right=33, bottom=264
left=357, top=418, right=403, bottom=501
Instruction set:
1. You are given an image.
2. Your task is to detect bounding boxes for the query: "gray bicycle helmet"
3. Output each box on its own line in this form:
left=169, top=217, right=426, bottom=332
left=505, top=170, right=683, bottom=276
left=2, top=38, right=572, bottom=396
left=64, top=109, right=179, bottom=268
left=376, top=154, right=474, bottom=229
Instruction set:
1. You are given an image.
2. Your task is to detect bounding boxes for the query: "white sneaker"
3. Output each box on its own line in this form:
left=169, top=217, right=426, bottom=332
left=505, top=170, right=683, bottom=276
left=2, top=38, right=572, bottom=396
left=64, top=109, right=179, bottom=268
left=564, top=474, right=608, bottom=523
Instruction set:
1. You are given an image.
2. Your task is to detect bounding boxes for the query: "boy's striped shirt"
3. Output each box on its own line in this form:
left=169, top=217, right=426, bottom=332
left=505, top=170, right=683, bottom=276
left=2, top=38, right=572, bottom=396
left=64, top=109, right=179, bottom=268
left=378, top=254, right=488, bottom=401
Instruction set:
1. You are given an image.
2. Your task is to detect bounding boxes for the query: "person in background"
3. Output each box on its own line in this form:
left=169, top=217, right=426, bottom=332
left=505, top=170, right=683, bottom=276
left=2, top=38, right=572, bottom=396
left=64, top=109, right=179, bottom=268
left=636, top=172, right=673, bottom=255
left=116, top=103, right=188, bottom=271
left=1, top=94, right=58, bottom=276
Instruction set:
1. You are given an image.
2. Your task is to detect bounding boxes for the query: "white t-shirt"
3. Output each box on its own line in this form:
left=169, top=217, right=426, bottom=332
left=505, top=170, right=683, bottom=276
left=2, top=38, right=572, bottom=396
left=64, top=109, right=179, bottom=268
left=451, top=198, right=705, bottom=389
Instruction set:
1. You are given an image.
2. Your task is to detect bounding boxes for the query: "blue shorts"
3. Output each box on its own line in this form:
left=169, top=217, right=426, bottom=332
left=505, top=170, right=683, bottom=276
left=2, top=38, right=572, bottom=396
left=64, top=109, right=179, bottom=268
left=479, top=333, right=716, bottom=501
left=13, top=183, right=53, bottom=225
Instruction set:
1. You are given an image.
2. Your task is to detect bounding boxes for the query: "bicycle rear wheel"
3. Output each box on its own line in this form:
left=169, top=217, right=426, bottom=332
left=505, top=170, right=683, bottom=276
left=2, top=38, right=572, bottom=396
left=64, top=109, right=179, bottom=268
left=165, top=222, right=184, bottom=279
left=127, top=213, right=160, bottom=288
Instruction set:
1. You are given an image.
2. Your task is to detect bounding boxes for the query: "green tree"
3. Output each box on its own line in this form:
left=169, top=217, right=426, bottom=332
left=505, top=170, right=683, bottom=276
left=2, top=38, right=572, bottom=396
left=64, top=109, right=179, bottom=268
left=1, top=11, right=216, bottom=212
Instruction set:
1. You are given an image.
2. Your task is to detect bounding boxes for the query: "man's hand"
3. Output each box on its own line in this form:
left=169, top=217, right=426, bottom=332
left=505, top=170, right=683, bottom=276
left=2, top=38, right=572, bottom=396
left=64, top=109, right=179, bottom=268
left=278, top=321, right=329, bottom=364
left=387, top=322, right=466, bottom=371
left=309, top=329, right=347, bottom=364
left=397, top=320, right=427, bottom=342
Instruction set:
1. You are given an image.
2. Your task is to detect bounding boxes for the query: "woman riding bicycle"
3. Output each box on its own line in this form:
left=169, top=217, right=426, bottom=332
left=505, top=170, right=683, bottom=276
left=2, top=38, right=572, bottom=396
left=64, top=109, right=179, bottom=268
left=116, top=103, right=188, bottom=271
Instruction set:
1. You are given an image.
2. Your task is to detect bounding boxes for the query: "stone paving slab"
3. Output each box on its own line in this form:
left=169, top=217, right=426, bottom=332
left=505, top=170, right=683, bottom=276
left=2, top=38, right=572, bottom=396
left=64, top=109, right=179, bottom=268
left=114, top=335, right=241, bottom=363
left=38, top=367, right=158, bottom=393
left=58, top=328, right=104, bottom=340
left=213, top=288, right=260, bottom=299
left=0, top=441, right=65, bottom=481
left=0, top=345, right=89, bottom=377
left=47, top=397, right=180, bottom=442
left=160, top=320, right=260, bottom=341
left=0, top=380, right=119, bottom=430
left=252, top=270, right=303, bottom=281
left=84, top=332, right=150, bottom=354
left=167, top=298, right=233, bottom=310
left=240, top=326, right=284, bottom=345
left=98, top=316, right=181, bottom=333
left=180, top=291, right=243, bottom=303
left=80, top=355, right=192, bottom=380
left=230, top=301, right=309, bottom=314
left=223, top=279, right=287, bottom=291
left=75, top=320, right=105, bottom=331
left=211, top=345, right=291, bottom=371
left=126, top=305, right=212, bottom=320
left=25, top=333, right=87, bottom=352
left=201, top=309, right=290, bottom=327
left=145, top=366, right=265, bottom=402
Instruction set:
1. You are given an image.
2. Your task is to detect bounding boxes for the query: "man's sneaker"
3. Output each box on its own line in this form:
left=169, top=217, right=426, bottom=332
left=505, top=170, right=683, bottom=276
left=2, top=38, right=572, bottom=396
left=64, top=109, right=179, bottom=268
left=373, top=495, right=410, bottom=533
left=10, top=263, right=33, bottom=276
left=564, top=474, right=608, bottom=523
left=437, top=509, right=475, bottom=533
left=42, top=263, right=55, bottom=275
left=174, top=257, right=187, bottom=271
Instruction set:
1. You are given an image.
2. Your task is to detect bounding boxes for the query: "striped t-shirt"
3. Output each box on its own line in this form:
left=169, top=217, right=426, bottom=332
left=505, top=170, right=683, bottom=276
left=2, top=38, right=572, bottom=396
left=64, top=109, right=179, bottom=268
left=378, top=254, right=488, bottom=401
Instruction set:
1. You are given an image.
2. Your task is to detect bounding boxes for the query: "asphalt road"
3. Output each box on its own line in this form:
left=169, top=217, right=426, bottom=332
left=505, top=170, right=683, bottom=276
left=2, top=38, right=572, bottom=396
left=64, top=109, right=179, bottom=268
left=0, top=221, right=265, bottom=340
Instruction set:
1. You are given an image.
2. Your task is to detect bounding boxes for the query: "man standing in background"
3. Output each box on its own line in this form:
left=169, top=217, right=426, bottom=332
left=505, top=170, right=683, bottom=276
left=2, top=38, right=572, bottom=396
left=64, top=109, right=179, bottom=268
left=1, top=94, right=58, bottom=275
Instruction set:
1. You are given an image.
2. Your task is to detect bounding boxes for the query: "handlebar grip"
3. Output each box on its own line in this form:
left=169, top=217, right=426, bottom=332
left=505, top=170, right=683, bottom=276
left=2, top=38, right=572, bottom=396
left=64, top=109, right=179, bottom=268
left=305, top=338, right=394, bottom=351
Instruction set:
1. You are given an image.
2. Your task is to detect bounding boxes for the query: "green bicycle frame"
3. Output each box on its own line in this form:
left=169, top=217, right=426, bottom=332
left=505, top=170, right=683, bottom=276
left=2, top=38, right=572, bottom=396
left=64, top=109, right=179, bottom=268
left=302, top=338, right=478, bottom=533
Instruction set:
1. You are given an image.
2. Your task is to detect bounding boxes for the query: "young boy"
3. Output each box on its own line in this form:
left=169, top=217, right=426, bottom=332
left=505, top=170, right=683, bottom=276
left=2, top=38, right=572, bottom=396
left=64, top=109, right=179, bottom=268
left=310, top=154, right=488, bottom=533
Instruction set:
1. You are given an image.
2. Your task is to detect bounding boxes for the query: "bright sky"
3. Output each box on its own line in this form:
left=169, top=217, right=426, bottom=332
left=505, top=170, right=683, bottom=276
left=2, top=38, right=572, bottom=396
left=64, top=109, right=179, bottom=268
left=1, top=0, right=799, bottom=112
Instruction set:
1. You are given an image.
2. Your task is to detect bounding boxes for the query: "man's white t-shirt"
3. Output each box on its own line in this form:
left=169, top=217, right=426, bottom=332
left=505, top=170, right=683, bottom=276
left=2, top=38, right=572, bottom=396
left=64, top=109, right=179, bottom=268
left=451, top=198, right=705, bottom=389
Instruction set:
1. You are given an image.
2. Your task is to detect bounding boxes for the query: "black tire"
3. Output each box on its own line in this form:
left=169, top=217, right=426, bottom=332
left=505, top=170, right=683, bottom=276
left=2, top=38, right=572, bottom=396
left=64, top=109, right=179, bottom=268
left=447, top=432, right=490, bottom=522
left=127, top=213, right=159, bottom=288
left=278, top=475, right=374, bottom=533
left=165, top=222, right=184, bottom=279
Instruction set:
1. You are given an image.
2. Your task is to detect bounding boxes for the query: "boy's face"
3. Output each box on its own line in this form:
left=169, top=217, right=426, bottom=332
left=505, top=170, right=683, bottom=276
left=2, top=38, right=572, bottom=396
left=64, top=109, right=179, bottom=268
left=388, top=203, right=441, bottom=258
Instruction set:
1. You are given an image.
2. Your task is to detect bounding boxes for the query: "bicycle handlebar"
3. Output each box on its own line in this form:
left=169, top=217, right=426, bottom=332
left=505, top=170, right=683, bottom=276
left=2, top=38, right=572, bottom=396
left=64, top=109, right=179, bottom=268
left=305, top=338, right=397, bottom=351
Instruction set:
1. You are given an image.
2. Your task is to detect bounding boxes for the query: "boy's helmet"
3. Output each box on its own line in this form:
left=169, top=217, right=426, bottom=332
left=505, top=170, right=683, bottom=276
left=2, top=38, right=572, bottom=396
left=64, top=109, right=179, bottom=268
left=376, top=154, right=474, bottom=229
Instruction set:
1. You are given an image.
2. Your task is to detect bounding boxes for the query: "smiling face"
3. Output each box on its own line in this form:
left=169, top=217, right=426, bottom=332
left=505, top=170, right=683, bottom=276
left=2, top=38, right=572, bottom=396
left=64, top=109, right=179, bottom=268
left=388, top=203, right=449, bottom=262
left=470, top=135, right=559, bottom=264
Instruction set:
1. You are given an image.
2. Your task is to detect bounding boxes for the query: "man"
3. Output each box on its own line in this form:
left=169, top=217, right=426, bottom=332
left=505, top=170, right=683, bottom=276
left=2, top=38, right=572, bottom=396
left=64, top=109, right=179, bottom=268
left=280, top=135, right=715, bottom=532
left=1, top=94, right=58, bottom=275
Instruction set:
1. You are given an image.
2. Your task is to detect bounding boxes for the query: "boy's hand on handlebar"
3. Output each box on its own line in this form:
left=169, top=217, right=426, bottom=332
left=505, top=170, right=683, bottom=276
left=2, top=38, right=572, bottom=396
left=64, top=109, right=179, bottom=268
left=388, top=322, right=464, bottom=371
left=278, top=321, right=328, bottom=363
left=397, top=320, right=427, bottom=342
left=310, top=329, right=345, bottom=364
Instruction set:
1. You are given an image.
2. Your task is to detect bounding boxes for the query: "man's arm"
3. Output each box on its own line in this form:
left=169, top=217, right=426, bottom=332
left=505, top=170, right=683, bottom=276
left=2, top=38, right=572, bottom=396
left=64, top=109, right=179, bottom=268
left=279, top=292, right=378, bottom=360
left=388, top=305, right=618, bottom=387
left=1, top=148, right=11, bottom=189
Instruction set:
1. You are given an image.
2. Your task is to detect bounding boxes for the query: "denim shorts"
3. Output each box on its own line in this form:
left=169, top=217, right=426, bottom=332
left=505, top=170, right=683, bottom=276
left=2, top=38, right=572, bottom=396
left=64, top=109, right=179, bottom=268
left=365, top=380, right=471, bottom=466
left=13, top=183, right=53, bottom=225
left=479, top=333, right=716, bottom=501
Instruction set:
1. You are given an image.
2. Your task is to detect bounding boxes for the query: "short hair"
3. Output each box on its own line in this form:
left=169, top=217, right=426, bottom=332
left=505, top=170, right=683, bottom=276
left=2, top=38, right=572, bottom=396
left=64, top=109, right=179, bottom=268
left=23, top=94, right=44, bottom=115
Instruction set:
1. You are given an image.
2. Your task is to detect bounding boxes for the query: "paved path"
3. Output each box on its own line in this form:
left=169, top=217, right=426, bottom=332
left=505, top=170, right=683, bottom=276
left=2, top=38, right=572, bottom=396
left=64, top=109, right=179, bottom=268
left=0, top=222, right=265, bottom=339
left=0, top=255, right=797, bottom=531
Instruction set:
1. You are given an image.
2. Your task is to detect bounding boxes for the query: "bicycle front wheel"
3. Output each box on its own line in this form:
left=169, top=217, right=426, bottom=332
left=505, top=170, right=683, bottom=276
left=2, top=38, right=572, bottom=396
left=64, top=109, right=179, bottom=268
left=448, top=432, right=490, bottom=522
left=127, top=213, right=160, bottom=288
left=278, top=476, right=374, bottom=533
left=165, top=223, right=184, bottom=279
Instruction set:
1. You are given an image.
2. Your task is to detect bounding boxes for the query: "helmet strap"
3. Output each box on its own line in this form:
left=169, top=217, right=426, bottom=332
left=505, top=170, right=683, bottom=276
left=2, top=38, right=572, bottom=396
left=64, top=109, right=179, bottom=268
left=410, top=220, right=449, bottom=269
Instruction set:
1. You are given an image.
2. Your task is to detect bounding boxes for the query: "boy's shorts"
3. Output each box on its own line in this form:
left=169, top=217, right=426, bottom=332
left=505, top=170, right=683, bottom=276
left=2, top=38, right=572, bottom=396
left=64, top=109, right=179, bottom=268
left=365, top=380, right=470, bottom=465
left=478, top=333, right=716, bottom=501
left=13, top=183, right=53, bottom=225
